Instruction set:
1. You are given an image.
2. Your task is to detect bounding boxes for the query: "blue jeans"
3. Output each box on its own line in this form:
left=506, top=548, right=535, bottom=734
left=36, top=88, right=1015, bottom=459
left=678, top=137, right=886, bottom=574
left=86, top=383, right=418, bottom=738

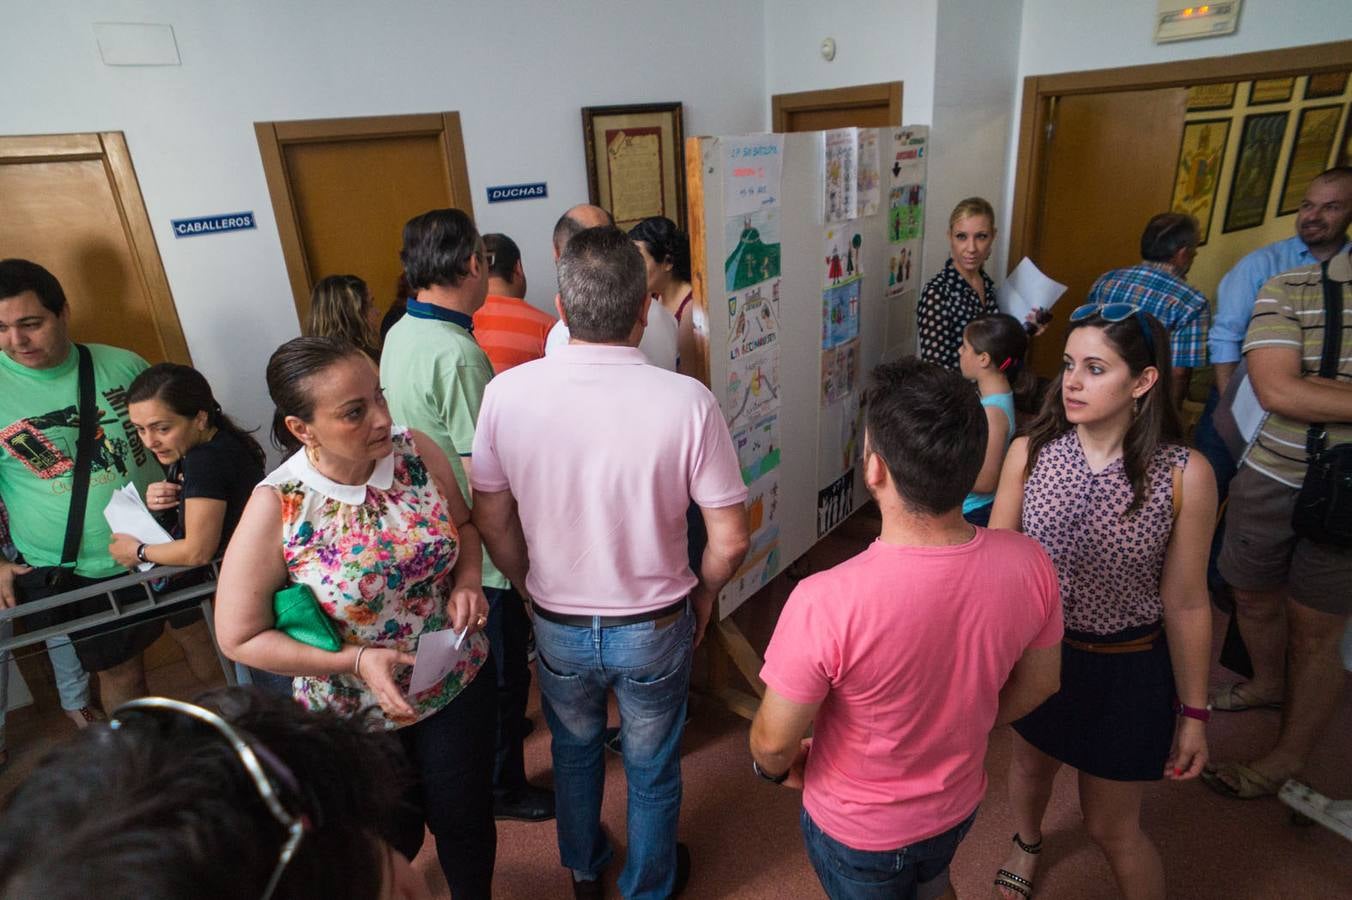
left=801, top=807, right=978, bottom=900
left=1194, top=387, right=1240, bottom=594
left=532, top=602, right=693, bottom=900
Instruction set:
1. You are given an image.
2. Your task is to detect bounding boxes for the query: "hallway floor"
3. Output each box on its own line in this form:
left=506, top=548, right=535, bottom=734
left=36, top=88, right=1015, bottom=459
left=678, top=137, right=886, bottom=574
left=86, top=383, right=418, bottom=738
left=2, top=506, right=1349, bottom=898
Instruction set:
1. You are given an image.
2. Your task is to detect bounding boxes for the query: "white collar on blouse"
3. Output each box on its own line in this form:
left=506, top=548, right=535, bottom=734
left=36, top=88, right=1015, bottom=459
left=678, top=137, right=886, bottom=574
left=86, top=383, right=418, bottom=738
left=265, top=437, right=398, bottom=504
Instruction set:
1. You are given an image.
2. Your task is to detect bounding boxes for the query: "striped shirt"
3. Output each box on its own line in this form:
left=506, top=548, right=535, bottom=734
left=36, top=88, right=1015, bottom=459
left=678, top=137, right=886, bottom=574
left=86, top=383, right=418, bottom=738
left=1242, top=250, right=1352, bottom=488
left=472, top=294, right=556, bottom=374
left=1087, top=262, right=1210, bottom=368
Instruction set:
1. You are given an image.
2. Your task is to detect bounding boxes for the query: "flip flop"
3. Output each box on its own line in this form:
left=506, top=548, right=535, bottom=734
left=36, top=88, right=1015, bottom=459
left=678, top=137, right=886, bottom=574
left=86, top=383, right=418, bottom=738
left=1202, top=762, right=1283, bottom=800
left=1209, top=682, right=1282, bottom=712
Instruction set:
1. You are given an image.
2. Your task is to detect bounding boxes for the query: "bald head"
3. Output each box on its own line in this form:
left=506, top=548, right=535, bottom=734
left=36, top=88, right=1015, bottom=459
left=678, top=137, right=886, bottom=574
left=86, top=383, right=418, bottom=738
left=552, top=204, right=615, bottom=259
left=1297, top=166, right=1352, bottom=257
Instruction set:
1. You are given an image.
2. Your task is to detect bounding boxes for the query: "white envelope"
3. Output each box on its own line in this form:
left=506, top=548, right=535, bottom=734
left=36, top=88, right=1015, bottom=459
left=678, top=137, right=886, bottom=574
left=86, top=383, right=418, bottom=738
left=407, top=627, right=472, bottom=695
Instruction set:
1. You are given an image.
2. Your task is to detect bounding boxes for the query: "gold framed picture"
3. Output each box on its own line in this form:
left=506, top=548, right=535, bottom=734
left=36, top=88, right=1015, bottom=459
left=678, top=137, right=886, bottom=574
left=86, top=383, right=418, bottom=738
left=1249, top=77, right=1296, bottom=105
left=1304, top=71, right=1349, bottom=100
left=1278, top=105, right=1343, bottom=215
left=1186, top=83, right=1236, bottom=112
left=581, top=103, right=686, bottom=232
left=1223, top=111, right=1289, bottom=233
left=1340, top=105, right=1352, bottom=167
left=1172, top=118, right=1231, bottom=245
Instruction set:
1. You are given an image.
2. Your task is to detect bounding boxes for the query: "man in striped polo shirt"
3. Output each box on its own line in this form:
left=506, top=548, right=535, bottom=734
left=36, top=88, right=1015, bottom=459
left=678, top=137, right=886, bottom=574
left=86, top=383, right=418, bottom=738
left=473, top=233, right=557, bottom=374
left=1208, top=216, right=1352, bottom=800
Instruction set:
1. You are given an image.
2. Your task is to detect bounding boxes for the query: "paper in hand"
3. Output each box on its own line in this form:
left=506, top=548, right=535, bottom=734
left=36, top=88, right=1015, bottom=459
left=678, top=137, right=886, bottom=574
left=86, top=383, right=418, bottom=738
left=103, top=483, right=173, bottom=572
left=1000, top=258, right=1067, bottom=330
left=407, top=627, right=472, bottom=696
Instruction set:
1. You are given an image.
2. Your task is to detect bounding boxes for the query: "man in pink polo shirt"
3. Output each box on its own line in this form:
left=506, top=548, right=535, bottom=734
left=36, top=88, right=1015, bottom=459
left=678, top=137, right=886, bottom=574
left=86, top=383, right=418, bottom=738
left=750, top=358, right=1062, bottom=900
left=471, top=226, right=749, bottom=900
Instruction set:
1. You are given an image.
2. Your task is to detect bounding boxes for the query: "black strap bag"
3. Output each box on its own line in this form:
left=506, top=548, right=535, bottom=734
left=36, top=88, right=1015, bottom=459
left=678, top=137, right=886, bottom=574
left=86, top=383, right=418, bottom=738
left=1290, top=262, right=1352, bottom=547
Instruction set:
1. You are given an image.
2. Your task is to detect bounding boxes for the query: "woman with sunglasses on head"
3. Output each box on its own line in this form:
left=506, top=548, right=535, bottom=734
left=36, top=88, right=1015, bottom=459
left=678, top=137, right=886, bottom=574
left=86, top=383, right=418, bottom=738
left=987, top=304, right=1215, bottom=900
left=215, top=336, right=495, bottom=899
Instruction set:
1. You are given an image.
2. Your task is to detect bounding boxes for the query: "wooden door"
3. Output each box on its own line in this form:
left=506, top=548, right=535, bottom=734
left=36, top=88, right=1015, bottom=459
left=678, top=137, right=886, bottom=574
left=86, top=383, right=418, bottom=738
left=1027, top=89, right=1186, bottom=375
left=0, top=133, right=189, bottom=364
left=255, top=113, right=474, bottom=326
left=772, top=82, right=902, bottom=133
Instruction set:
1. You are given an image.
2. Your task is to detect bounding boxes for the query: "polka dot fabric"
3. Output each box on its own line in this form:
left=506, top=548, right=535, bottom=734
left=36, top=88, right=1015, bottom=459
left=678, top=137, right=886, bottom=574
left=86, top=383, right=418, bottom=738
left=1022, top=430, right=1189, bottom=635
left=916, top=258, right=998, bottom=369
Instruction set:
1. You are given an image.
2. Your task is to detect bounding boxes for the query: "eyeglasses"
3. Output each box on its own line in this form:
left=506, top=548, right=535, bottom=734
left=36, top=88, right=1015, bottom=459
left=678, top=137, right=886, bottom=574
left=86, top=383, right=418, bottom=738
left=110, top=697, right=310, bottom=900
left=1068, top=302, right=1156, bottom=360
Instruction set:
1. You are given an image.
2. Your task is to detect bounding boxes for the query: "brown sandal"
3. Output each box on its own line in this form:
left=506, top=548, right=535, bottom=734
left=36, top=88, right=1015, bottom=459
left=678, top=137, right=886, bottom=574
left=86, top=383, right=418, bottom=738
left=1209, top=683, right=1282, bottom=712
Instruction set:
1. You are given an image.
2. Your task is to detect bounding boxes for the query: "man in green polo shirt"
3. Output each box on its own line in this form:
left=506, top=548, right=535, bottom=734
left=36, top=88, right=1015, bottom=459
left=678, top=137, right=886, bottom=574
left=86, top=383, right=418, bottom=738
left=0, top=259, right=167, bottom=711
left=382, top=209, right=554, bottom=823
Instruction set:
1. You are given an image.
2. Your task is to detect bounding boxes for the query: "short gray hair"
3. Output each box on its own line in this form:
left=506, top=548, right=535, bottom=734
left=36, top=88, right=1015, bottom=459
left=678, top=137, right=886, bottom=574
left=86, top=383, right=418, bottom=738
left=558, top=227, right=646, bottom=343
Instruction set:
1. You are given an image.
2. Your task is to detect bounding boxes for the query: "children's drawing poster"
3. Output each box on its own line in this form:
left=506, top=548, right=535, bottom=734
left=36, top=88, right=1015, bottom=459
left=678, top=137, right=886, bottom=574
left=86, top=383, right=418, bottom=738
left=888, top=184, right=924, bottom=244
left=723, top=134, right=785, bottom=218
left=822, top=225, right=863, bottom=289
left=725, top=209, right=782, bottom=291
left=726, top=524, right=780, bottom=608
left=856, top=129, right=881, bottom=217
left=822, top=281, right=861, bottom=349
left=820, top=338, right=860, bottom=406
left=728, top=278, right=781, bottom=361
left=817, top=390, right=863, bottom=484
left=823, top=128, right=858, bottom=223
left=726, top=348, right=782, bottom=430
left=889, top=126, right=928, bottom=184
left=885, top=244, right=918, bottom=297
left=817, top=468, right=855, bottom=538
left=733, top=413, right=781, bottom=484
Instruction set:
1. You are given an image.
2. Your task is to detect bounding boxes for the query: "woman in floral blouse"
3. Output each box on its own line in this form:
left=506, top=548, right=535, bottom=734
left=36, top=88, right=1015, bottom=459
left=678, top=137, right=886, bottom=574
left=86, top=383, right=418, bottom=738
left=216, top=336, right=495, bottom=899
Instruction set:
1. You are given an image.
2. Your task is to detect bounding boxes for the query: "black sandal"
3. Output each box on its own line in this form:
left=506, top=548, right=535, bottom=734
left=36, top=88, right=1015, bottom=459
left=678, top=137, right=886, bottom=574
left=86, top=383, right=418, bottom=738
left=993, top=833, right=1041, bottom=898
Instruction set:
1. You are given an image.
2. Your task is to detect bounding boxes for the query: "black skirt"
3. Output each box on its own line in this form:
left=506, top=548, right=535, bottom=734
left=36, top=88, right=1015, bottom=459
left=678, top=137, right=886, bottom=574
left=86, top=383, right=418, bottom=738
left=1013, top=621, right=1175, bottom=782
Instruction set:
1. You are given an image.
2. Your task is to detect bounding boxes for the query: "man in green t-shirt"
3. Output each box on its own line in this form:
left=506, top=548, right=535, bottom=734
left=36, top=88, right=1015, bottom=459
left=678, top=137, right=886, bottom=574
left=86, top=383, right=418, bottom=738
left=0, top=259, right=168, bottom=711
left=382, top=210, right=554, bottom=823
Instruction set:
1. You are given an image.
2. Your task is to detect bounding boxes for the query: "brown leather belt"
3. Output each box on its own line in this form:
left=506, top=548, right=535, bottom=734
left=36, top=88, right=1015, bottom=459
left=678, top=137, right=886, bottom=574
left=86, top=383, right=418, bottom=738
left=530, top=597, right=688, bottom=630
left=1063, top=628, right=1162, bottom=654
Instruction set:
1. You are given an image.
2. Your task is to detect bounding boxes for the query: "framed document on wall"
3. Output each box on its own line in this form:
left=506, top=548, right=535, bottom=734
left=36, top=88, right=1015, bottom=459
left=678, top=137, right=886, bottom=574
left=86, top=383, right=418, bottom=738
left=582, top=102, right=686, bottom=231
left=1278, top=105, right=1343, bottom=215
left=1223, top=111, right=1289, bottom=233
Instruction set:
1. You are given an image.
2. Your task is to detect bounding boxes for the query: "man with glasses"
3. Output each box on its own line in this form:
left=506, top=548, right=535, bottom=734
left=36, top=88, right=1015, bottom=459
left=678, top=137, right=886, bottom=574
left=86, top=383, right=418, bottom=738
left=0, top=688, right=431, bottom=899
left=381, top=209, right=555, bottom=824
left=1086, top=211, right=1209, bottom=410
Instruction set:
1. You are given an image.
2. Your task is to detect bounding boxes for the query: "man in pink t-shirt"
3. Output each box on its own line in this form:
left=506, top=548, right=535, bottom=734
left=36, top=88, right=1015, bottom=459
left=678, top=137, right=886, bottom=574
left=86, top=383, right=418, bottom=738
left=751, top=358, right=1062, bottom=900
left=472, top=226, right=749, bottom=900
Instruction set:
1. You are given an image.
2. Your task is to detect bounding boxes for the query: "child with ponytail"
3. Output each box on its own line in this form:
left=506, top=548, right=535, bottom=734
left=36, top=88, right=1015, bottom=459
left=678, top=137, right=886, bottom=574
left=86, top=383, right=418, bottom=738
left=958, top=313, right=1032, bottom=527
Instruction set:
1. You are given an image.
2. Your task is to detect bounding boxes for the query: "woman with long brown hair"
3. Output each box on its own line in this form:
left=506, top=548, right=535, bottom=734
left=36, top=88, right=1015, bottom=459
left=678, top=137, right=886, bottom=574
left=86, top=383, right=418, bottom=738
left=308, top=274, right=381, bottom=361
left=988, top=306, right=1215, bottom=899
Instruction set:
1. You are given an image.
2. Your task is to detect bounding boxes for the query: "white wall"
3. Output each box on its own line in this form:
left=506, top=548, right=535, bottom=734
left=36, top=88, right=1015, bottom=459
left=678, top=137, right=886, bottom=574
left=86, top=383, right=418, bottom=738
left=1002, top=0, right=1352, bottom=273
left=1, top=0, right=767, bottom=440
left=763, top=0, right=939, bottom=126
left=927, top=0, right=1024, bottom=282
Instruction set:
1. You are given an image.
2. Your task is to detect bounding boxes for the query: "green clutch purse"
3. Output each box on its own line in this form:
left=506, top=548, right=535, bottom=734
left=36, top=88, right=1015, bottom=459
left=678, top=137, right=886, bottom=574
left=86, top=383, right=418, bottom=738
left=273, top=583, right=343, bottom=652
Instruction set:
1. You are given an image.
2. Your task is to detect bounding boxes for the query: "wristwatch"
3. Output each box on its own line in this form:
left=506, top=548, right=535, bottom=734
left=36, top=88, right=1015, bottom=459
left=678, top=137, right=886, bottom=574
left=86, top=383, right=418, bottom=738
left=135, top=543, right=149, bottom=564
left=1174, top=699, right=1211, bottom=723
left=752, top=759, right=789, bottom=785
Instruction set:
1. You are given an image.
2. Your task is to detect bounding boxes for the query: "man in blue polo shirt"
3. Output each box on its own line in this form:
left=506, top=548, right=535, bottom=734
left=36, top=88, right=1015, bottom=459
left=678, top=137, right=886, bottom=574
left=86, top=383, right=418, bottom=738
left=381, top=208, right=554, bottom=823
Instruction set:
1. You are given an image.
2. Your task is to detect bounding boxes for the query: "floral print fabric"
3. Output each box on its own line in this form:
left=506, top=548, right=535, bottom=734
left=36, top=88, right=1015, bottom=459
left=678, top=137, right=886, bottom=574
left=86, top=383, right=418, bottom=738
left=1022, top=430, right=1189, bottom=635
left=271, top=429, right=487, bottom=729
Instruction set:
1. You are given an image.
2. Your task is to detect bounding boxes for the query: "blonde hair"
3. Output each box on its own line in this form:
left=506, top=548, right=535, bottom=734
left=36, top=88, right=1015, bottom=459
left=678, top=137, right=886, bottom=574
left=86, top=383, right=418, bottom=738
left=307, top=274, right=378, bottom=356
left=948, top=197, right=996, bottom=232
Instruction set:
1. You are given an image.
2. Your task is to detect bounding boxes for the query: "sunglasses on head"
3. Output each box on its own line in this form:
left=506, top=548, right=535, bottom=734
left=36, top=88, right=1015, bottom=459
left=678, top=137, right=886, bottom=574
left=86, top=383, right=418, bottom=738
left=1068, top=303, right=1156, bottom=360
left=111, top=697, right=311, bottom=900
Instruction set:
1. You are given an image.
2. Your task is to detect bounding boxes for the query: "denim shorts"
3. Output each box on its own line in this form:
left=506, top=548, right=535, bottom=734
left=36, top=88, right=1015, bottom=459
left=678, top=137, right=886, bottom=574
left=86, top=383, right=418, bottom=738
left=801, top=806, right=978, bottom=900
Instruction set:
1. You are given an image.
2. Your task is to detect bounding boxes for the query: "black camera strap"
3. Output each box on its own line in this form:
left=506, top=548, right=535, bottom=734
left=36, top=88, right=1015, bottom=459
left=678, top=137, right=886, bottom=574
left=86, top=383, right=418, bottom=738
left=57, top=344, right=97, bottom=573
left=1304, top=261, right=1344, bottom=460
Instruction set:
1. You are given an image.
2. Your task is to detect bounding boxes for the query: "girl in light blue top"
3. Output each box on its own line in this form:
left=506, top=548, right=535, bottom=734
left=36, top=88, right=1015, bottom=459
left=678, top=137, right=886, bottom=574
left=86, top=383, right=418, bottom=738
left=958, top=314, right=1030, bottom=526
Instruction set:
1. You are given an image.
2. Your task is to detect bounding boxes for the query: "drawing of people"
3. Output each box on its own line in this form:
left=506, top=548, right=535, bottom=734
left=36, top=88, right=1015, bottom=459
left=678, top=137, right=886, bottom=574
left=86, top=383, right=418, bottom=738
left=827, top=247, right=843, bottom=283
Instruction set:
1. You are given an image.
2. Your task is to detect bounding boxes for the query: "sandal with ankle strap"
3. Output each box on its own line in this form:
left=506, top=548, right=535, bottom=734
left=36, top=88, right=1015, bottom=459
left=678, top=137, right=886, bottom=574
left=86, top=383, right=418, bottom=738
left=994, top=832, right=1041, bottom=898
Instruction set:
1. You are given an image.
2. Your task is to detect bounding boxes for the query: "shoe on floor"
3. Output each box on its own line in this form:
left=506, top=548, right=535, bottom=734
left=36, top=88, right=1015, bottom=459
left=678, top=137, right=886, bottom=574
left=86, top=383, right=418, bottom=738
left=603, top=726, right=622, bottom=755
left=65, top=706, right=104, bottom=729
left=1201, top=761, right=1283, bottom=799
left=669, top=842, right=691, bottom=898
left=494, top=783, right=556, bottom=821
left=570, top=874, right=604, bottom=899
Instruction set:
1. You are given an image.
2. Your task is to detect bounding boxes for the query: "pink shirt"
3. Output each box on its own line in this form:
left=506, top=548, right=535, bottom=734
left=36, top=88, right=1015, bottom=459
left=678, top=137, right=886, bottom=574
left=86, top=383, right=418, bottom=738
left=470, top=344, right=747, bottom=615
left=761, top=529, right=1063, bottom=851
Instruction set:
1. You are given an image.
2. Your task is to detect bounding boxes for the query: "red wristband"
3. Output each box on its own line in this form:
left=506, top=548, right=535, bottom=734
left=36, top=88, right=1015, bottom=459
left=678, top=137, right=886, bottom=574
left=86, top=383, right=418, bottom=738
left=1174, top=698, right=1211, bottom=723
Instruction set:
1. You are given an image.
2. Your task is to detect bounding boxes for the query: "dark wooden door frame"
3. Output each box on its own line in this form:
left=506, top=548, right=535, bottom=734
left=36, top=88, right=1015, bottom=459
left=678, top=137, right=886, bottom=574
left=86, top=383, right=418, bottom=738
left=1008, top=40, right=1352, bottom=273
left=771, top=81, right=903, bottom=132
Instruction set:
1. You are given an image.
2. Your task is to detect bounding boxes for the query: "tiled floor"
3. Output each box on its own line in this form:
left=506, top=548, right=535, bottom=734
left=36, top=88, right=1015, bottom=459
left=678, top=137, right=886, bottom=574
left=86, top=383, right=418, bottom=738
left=4, top=505, right=1350, bottom=898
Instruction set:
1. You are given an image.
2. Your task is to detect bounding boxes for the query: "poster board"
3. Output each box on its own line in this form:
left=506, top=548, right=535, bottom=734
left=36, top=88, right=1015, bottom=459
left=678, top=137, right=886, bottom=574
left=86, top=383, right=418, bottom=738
left=687, top=127, right=929, bottom=619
